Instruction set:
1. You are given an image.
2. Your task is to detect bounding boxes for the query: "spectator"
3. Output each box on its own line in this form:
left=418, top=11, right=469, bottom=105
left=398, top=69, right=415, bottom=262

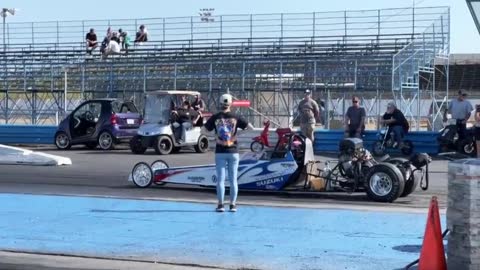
left=344, top=96, right=366, bottom=138
left=106, top=27, right=113, bottom=39
left=135, top=25, right=148, bottom=43
left=203, top=93, right=254, bottom=212
left=99, top=37, right=109, bottom=55
left=172, top=101, right=200, bottom=143
left=85, top=28, right=98, bottom=54
left=110, top=32, right=120, bottom=43
left=101, top=38, right=121, bottom=59
left=192, top=94, right=206, bottom=112
left=118, top=29, right=131, bottom=52
left=445, top=90, right=473, bottom=141
left=297, top=89, right=320, bottom=142
left=475, top=104, right=480, bottom=158
left=380, top=102, right=409, bottom=148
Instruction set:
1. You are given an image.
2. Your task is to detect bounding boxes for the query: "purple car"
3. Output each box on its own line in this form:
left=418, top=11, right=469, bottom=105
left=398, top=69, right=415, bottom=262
left=54, top=99, right=142, bottom=150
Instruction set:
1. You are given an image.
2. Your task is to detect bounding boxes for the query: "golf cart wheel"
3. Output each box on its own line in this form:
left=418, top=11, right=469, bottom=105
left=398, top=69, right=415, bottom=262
left=400, top=140, right=414, bottom=156
left=130, top=135, right=147, bottom=154
left=365, top=163, right=405, bottom=203
left=372, top=140, right=385, bottom=156
left=131, top=162, right=153, bottom=188
left=458, top=139, right=476, bottom=157
left=154, top=135, right=173, bottom=155
left=85, top=142, right=97, bottom=150
left=98, top=131, right=115, bottom=150
left=387, top=158, right=418, bottom=198
left=55, top=132, right=71, bottom=150
left=250, top=141, right=265, bottom=152
left=151, top=160, right=169, bottom=186
left=194, top=135, right=209, bottom=153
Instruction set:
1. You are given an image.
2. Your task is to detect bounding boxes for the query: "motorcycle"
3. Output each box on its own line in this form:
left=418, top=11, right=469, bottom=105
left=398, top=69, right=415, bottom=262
left=437, top=119, right=476, bottom=157
left=250, top=120, right=294, bottom=152
left=372, top=126, right=414, bottom=156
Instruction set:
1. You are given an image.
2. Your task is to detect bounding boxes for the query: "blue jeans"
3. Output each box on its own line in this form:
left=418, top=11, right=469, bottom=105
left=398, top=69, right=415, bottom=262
left=391, top=125, right=404, bottom=145
left=215, top=153, right=240, bottom=205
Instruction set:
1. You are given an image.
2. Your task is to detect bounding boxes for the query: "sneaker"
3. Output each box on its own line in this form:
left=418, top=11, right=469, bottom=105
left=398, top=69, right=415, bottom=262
left=215, top=204, right=225, bottom=212
left=229, top=204, right=237, bottom=212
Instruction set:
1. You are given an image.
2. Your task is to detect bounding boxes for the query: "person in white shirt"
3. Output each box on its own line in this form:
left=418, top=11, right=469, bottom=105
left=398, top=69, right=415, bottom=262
left=101, top=39, right=121, bottom=59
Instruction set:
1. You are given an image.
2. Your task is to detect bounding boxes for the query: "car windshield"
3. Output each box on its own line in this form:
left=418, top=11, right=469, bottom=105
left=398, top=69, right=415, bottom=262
left=143, top=94, right=172, bottom=124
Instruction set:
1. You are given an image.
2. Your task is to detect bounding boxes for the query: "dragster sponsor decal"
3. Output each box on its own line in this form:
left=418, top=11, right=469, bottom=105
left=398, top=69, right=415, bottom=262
left=255, top=177, right=284, bottom=187
left=237, top=153, right=298, bottom=188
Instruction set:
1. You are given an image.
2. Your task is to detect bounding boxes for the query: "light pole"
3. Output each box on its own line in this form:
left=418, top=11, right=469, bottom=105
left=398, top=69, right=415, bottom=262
left=1, top=8, right=16, bottom=53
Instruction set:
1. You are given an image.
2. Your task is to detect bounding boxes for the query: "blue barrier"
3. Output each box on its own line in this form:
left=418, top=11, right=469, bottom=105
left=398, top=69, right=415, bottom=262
left=0, top=125, right=441, bottom=155
left=313, top=129, right=440, bottom=155
left=0, top=125, right=57, bottom=144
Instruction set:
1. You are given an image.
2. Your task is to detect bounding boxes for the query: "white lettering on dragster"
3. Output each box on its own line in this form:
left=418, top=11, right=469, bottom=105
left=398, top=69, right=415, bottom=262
left=256, top=177, right=284, bottom=187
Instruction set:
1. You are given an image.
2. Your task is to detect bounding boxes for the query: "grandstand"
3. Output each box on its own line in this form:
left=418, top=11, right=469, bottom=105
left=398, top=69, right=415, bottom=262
left=0, top=6, right=450, bottom=129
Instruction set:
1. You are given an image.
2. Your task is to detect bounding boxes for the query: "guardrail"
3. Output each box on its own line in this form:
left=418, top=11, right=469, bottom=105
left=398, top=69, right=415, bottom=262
left=0, top=125, right=440, bottom=154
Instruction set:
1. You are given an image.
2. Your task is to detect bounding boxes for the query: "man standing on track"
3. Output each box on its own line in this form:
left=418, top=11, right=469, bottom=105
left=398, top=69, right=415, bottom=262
left=445, top=90, right=473, bottom=141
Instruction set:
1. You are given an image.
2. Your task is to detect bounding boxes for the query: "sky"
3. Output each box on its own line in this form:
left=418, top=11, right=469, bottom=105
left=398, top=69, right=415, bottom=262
left=0, top=0, right=477, bottom=53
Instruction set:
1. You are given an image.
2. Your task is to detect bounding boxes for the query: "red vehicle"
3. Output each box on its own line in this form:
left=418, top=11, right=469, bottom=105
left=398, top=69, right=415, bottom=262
left=250, top=120, right=294, bottom=152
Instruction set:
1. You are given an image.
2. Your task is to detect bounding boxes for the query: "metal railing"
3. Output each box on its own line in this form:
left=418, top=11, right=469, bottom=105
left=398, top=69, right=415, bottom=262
left=1, top=6, right=449, bottom=49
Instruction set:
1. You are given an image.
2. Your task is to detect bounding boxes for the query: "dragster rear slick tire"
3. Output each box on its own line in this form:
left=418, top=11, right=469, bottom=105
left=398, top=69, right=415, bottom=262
left=365, top=163, right=405, bottom=203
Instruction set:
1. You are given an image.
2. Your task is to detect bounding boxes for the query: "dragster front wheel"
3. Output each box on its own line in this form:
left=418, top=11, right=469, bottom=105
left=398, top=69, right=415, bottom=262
left=151, top=160, right=169, bottom=186
left=132, top=162, right=153, bottom=188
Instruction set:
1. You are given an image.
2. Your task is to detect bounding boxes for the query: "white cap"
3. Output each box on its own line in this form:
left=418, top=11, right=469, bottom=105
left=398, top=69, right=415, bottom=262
left=219, top=93, right=233, bottom=107
left=387, top=102, right=396, bottom=108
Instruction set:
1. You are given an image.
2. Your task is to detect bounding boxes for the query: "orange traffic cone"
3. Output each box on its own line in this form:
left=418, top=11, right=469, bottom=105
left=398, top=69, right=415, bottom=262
left=417, top=196, right=447, bottom=270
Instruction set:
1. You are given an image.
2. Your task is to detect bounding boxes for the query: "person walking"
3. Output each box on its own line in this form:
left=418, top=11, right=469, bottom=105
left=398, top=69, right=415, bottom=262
left=344, top=96, right=366, bottom=138
left=297, top=89, right=320, bottom=142
left=204, top=94, right=253, bottom=212
left=445, top=90, right=473, bottom=141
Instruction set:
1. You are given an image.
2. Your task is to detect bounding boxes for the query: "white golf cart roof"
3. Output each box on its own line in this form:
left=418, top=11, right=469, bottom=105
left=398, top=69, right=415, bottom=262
left=148, top=90, right=201, bottom=96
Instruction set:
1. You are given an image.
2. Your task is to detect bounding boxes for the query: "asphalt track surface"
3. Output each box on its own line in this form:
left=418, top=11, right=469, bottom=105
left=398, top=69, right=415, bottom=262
left=0, top=144, right=449, bottom=212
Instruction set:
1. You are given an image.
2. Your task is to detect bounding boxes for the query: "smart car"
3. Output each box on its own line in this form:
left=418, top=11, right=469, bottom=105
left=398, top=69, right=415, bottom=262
left=54, top=99, right=142, bottom=150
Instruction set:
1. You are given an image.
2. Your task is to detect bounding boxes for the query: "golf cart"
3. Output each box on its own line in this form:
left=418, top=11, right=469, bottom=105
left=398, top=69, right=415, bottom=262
left=129, top=90, right=210, bottom=155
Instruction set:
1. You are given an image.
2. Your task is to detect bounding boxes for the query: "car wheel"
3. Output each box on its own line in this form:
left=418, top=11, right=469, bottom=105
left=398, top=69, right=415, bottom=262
left=130, top=135, right=147, bottom=154
left=55, top=132, right=71, bottom=150
left=85, top=142, right=97, bottom=150
left=458, top=139, right=476, bottom=157
left=250, top=141, right=264, bottom=152
left=401, top=141, right=414, bottom=156
left=194, top=135, right=209, bottom=153
left=131, top=162, right=153, bottom=188
left=98, top=131, right=115, bottom=150
left=372, top=141, right=385, bottom=156
left=154, top=135, right=173, bottom=155
left=151, top=160, right=169, bottom=186
left=365, top=163, right=405, bottom=203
